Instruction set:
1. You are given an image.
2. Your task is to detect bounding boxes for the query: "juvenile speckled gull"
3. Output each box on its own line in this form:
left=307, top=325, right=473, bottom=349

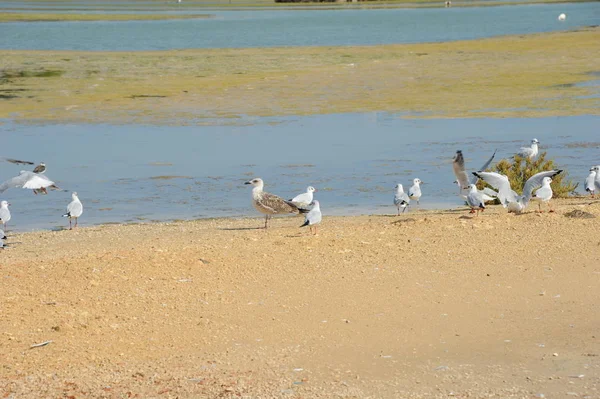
left=32, top=162, right=46, bottom=174
left=245, top=178, right=300, bottom=229
left=0, top=201, right=10, bottom=230
left=0, top=170, right=60, bottom=194
left=408, top=178, right=423, bottom=205
left=515, top=138, right=539, bottom=160
left=466, top=184, right=485, bottom=216
left=300, top=200, right=322, bottom=235
left=62, top=192, right=83, bottom=229
left=394, top=184, right=410, bottom=215
left=289, top=186, right=316, bottom=208
left=452, top=149, right=498, bottom=201
left=584, top=168, right=596, bottom=197
left=473, top=169, right=562, bottom=214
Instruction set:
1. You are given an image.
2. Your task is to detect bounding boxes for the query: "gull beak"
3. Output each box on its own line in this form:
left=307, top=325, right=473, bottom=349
left=244, top=181, right=252, bottom=185
left=314, top=189, right=318, bottom=192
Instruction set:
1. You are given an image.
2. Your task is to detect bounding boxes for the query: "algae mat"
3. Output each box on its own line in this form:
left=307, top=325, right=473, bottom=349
left=1, top=27, right=599, bottom=124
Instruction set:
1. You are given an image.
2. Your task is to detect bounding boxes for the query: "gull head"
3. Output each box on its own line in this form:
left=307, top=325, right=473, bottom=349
left=467, top=184, right=478, bottom=192
left=0, top=201, right=9, bottom=208
left=395, top=183, right=404, bottom=191
left=532, top=138, right=539, bottom=144
left=307, top=186, right=317, bottom=193
left=72, top=192, right=79, bottom=199
left=413, top=178, right=422, bottom=185
left=245, top=178, right=264, bottom=188
left=542, top=177, right=553, bottom=185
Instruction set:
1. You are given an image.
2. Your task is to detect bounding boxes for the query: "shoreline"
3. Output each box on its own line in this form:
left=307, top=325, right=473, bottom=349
left=2, top=197, right=599, bottom=397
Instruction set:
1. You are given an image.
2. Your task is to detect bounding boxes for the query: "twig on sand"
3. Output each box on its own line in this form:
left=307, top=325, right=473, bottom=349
left=30, top=340, right=53, bottom=349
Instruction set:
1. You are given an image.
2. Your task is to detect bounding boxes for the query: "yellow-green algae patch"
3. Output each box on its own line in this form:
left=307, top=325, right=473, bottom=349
left=0, top=13, right=213, bottom=22
left=1, top=27, right=599, bottom=124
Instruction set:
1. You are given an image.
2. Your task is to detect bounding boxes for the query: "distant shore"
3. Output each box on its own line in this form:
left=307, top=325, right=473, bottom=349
left=0, top=13, right=213, bottom=23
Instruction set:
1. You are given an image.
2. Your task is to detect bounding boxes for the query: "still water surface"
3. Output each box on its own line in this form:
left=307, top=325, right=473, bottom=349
left=1, top=114, right=598, bottom=231
left=1, top=3, right=598, bottom=50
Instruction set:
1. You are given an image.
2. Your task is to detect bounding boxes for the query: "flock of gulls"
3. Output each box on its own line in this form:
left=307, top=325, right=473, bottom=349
left=1, top=137, right=598, bottom=243
left=0, top=158, right=83, bottom=247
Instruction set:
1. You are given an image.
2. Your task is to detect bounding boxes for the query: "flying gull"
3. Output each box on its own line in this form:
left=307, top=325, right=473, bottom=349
left=0, top=170, right=60, bottom=194
left=245, top=178, right=300, bottom=229
left=32, top=162, right=46, bottom=174
left=452, top=149, right=498, bottom=201
left=0, top=157, right=34, bottom=166
left=473, top=169, right=562, bottom=213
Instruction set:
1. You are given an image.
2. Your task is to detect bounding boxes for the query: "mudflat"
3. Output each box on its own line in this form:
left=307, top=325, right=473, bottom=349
left=1, top=28, right=599, bottom=123
left=2, top=198, right=599, bottom=397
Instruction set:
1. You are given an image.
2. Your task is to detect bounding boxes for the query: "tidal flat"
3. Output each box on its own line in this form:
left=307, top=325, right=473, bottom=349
left=1, top=27, right=599, bottom=124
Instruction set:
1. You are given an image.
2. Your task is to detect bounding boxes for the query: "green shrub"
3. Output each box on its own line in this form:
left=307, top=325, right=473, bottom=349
left=476, top=151, right=578, bottom=198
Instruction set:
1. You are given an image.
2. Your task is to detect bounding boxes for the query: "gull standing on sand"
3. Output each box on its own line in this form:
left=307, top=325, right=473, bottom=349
left=473, top=169, right=562, bottom=213
left=531, top=177, right=555, bottom=212
left=62, top=192, right=83, bottom=229
left=593, top=166, right=600, bottom=193
left=245, top=178, right=300, bottom=229
left=300, top=200, right=322, bottom=235
left=515, top=138, right=539, bottom=160
left=289, top=186, right=316, bottom=208
left=408, top=178, right=423, bottom=205
left=0, top=201, right=10, bottom=230
left=585, top=167, right=596, bottom=197
left=0, top=170, right=59, bottom=194
left=466, top=184, right=486, bottom=216
left=394, top=184, right=410, bottom=215
left=452, top=149, right=498, bottom=201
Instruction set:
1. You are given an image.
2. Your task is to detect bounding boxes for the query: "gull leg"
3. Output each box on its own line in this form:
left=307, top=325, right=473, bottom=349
left=69, top=218, right=72, bottom=230
left=314, top=225, right=317, bottom=235
left=264, top=215, right=268, bottom=229
left=75, top=217, right=78, bottom=228
left=548, top=201, right=555, bottom=213
left=537, top=202, right=542, bottom=213
left=397, top=206, right=400, bottom=216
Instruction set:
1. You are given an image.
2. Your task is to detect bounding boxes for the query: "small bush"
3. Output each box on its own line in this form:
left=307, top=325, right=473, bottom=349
left=476, top=151, right=578, bottom=198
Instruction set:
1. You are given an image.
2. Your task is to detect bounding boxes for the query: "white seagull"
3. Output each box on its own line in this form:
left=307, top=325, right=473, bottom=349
left=245, top=178, right=300, bottom=229
left=558, top=13, right=566, bottom=21
left=394, top=184, right=410, bottom=215
left=531, top=177, right=555, bottom=212
left=0, top=201, right=11, bottom=230
left=289, top=186, right=316, bottom=208
left=593, top=166, right=600, bottom=193
left=452, top=149, right=498, bottom=201
left=515, top=138, right=539, bottom=160
left=408, top=178, right=423, bottom=205
left=584, top=167, right=596, bottom=198
left=466, top=184, right=486, bottom=216
left=473, top=169, right=562, bottom=213
left=62, top=192, right=83, bottom=229
left=300, top=200, right=322, bottom=235
left=0, top=170, right=60, bottom=195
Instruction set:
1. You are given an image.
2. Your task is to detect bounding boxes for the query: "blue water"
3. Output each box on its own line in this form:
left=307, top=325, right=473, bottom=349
left=1, top=3, right=598, bottom=50
left=1, top=114, right=598, bottom=231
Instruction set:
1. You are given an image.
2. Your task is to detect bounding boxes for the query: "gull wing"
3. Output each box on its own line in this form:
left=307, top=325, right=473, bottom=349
left=522, top=170, right=562, bottom=206
left=470, top=149, right=497, bottom=184
left=0, top=172, right=32, bottom=193
left=0, top=157, right=34, bottom=165
left=452, top=151, right=470, bottom=189
left=472, top=171, right=516, bottom=207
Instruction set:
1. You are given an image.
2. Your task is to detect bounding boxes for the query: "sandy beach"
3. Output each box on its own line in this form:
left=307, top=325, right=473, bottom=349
left=2, top=197, right=599, bottom=398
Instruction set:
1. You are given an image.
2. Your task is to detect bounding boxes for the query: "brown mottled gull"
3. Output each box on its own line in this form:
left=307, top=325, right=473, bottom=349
left=245, top=178, right=300, bottom=229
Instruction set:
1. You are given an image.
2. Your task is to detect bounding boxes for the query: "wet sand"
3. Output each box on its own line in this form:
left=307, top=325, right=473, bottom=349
left=2, top=197, right=599, bottom=398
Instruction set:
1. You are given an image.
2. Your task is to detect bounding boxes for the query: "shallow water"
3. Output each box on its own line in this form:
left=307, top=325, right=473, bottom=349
left=1, top=3, right=598, bottom=50
left=1, top=114, right=598, bottom=231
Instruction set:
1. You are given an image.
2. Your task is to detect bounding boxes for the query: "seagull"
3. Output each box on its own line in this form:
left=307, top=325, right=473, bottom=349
left=531, top=177, right=555, bottom=212
left=0, top=157, right=34, bottom=166
left=466, top=184, right=485, bottom=216
left=584, top=167, right=596, bottom=197
left=558, top=13, right=566, bottom=21
left=473, top=169, right=562, bottom=213
left=593, top=166, right=600, bottom=193
left=515, top=138, right=539, bottom=160
left=300, top=200, right=322, bottom=235
left=289, top=186, right=316, bottom=208
left=0, top=201, right=10, bottom=230
left=0, top=170, right=60, bottom=194
left=32, top=162, right=46, bottom=174
left=394, top=184, right=410, bottom=215
left=62, top=192, right=83, bottom=229
left=245, top=178, right=300, bottom=229
left=452, top=149, right=498, bottom=201
left=408, top=178, right=423, bottom=205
